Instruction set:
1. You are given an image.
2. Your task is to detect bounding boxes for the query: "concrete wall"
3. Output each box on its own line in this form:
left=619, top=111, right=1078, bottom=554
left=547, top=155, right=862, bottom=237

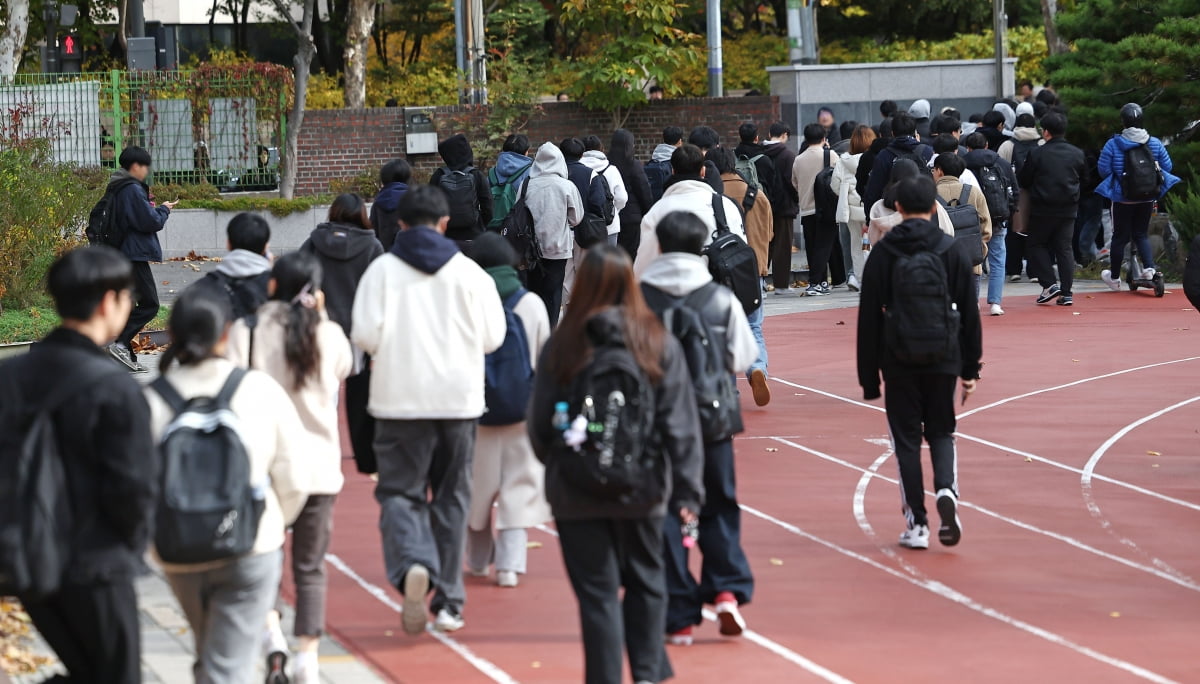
left=768, top=59, right=1017, bottom=146
left=159, top=207, right=330, bottom=259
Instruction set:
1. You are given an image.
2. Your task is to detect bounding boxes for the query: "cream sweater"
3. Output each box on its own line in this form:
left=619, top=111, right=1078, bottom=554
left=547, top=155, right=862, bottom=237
left=145, top=358, right=309, bottom=572
left=226, top=302, right=353, bottom=495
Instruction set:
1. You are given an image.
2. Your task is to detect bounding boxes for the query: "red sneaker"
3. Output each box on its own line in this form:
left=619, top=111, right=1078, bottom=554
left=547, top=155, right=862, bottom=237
left=667, top=626, right=694, bottom=646
left=714, top=592, right=746, bottom=636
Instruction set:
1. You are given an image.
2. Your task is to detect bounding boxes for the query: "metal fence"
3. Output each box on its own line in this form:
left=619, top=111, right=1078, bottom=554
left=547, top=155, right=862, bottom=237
left=0, top=70, right=288, bottom=190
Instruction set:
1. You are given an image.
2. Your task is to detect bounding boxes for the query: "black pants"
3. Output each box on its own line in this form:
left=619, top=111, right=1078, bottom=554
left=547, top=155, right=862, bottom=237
left=345, top=367, right=376, bottom=474
left=802, top=215, right=837, bottom=285
left=119, top=260, right=159, bottom=357
left=663, top=439, right=754, bottom=633
left=828, top=231, right=847, bottom=286
left=884, top=373, right=958, bottom=528
left=1005, top=230, right=1026, bottom=276
left=617, top=219, right=641, bottom=261
left=20, top=579, right=141, bottom=684
left=527, top=258, right=568, bottom=328
left=558, top=517, right=673, bottom=684
left=1027, top=215, right=1076, bottom=295
left=1109, top=201, right=1156, bottom=281
left=769, top=214, right=795, bottom=290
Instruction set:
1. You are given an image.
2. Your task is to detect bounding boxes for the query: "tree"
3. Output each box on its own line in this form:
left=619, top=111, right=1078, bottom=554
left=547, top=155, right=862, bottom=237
left=1039, top=0, right=1068, bottom=55
left=343, top=0, right=375, bottom=108
left=271, top=0, right=317, bottom=198
left=0, top=0, right=30, bottom=78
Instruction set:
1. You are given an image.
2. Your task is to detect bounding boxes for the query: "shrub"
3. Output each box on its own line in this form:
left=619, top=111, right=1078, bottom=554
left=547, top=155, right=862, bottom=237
left=330, top=168, right=382, bottom=198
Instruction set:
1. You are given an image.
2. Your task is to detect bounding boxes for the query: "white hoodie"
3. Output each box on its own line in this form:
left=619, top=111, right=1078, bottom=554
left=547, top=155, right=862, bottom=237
left=523, top=143, right=584, bottom=261
left=581, top=150, right=629, bottom=236
left=633, top=179, right=746, bottom=277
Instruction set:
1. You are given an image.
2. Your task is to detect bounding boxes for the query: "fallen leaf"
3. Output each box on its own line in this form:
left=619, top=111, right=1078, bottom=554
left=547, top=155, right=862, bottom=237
left=1152, top=464, right=1160, bottom=468
left=532, top=661, right=542, bottom=669
left=769, top=558, right=784, bottom=566
left=836, top=321, right=845, bottom=326
left=527, top=541, right=543, bottom=549
left=1072, top=312, right=1082, bottom=316
left=188, top=264, right=201, bottom=272
left=1147, top=450, right=1161, bottom=456
left=1086, top=295, right=1095, bottom=299
left=1110, top=612, right=1121, bottom=618
left=1072, top=359, right=1080, bottom=363
left=1024, top=457, right=1033, bottom=462
left=384, top=630, right=394, bottom=637
left=765, top=447, right=779, bottom=453
left=161, top=280, right=170, bottom=285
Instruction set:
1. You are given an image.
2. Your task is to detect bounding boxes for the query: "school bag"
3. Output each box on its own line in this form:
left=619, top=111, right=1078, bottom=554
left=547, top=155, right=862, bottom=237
left=488, top=162, right=533, bottom=230
left=888, top=146, right=934, bottom=185
left=974, top=163, right=1014, bottom=220
left=703, top=193, right=761, bottom=316
left=881, top=234, right=961, bottom=366
left=936, top=185, right=985, bottom=266
left=642, top=282, right=743, bottom=444
left=645, top=159, right=673, bottom=203
left=576, top=169, right=615, bottom=249
left=735, top=154, right=765, bottom=192
left=552, top=340, right=659, bottom=503
left=499, top=180, right=541, bottom=271
left=437, top=166, right=481, bottom=232
left=480, top=289, right=535, bottom=426
left=151, top=369, right=266, bottom=564
left=85, top=177, right=139, bottom=247
left=198, top=271, right=271, bottom=321
left=813, top=148, right=839, bottom=226
left=0, top=354, right=121, bottom=598
left=1121, top=142, right=1163, bottom=201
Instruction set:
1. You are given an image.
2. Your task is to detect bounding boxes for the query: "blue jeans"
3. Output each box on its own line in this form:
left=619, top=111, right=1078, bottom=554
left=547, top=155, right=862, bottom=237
left=746, top=299, right=767, bottom=378
left=987, top=225, right=1008, bottom=305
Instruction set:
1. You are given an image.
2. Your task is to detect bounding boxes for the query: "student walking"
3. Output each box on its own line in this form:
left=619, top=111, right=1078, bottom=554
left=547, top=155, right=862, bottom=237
left=523, top=142, right=585, bottom=327
left=857, top=175, right=982, bottom=550
left=464, top=234, right=553, bottom=588
left=370, top=159, right=411, bottom=251
left=431, top=134, right=493, bottom=243
left=528, top=244, right=704, bottom=684
left=963, top=132, right=1020, bottom=315
left=761, top=123, right=800, bottom=293
left=0, top=247, right=158, bottom=684
left=225, top=252, right=353, bottom=683
left=831, top=125, right=875, bottom=292
left=194, top=212, right=273, bottom=321
left=609, top=129, right=655, bottom=260
left=351, top=185, right=507, bottom=635
left=145, top=286, right=309, bottom=684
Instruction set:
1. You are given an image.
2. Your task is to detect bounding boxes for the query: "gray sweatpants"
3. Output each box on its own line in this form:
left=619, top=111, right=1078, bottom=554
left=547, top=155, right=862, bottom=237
left=374, top=418, right=475, bottom=614
left=167, top=550, right=283, bottom=684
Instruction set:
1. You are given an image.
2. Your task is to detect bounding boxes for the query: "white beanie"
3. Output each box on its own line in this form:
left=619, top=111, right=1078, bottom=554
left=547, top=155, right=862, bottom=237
left=1016, top=102, right=1035, bottom=118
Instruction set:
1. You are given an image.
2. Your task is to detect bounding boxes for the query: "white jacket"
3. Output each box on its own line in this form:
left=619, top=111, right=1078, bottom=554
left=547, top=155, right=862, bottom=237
left=145, top=359, right=309, bottom=572
left=633, top=179, right=746, bottom=278
left=226, top=302, right=353, bottom=495
left=830, top=152, right=865, bottom=224
left=581, top=150, right=629, bottom=236
left=351, top=248, right=506, bottom=420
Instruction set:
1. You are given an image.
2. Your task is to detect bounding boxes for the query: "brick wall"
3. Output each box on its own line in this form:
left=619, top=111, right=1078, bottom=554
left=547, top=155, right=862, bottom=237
left=294, top=96, right=780, bottom=196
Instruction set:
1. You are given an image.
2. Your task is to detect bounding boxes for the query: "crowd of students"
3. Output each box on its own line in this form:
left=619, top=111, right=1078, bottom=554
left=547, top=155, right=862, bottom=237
left=0, top=90, right=1184, bottom=684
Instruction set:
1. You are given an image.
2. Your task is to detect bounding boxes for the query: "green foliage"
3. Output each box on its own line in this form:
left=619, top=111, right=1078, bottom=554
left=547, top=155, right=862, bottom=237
left=671, top=33, right=789, bottom=96
left=488, top=0, right=553, bottom=59
left=152, top=183, right=223, bottom=202
left=817, top=0, right=994, bottom=42
left=1166, top=178, right=1200, bottom=247
left=175, top=195, right=335, bottom=216
left=330, top=169, right=382, bottom=198
left=0, top=306, right=169, bottom=345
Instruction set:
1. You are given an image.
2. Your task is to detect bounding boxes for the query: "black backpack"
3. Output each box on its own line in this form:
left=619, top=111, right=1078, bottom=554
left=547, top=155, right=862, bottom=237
left=813, top=148, right=839, bottom=226
left=881, top=234, right=961, bottom=366
left=936, top=185, right=985, bottom=266
left=576, top=169, right=616, bottom=249
left=200, top=271, right=271, bottom=321
left=642, top=282, right=743, bottom=444
left=85, top=178, right=139, bottom=247
left=889, top=147, right=934, bottom=184
left=0, top=355, right=121, bottom=598
left=499, top=180, right=541, bottom=272
left=151, top=369, right=265, bottom=564
left=437, top=166, right=481, bottom=231
left=645, top=159, right=672, bottom=203
left=703, top=194, right=761, bottom=316
left=975, top=164, right=1014, bottom=220
left=1121, top=142, right=1163, bottom=201
left=552, top=343, right=660, bottom=503
left=480, top=289, right=535, bottom=427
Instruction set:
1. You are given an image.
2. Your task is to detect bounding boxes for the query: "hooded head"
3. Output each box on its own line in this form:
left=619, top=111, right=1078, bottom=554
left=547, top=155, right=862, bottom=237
left=992, top=103, right=1016, bottom=133
left=1121, top=103, right=1144, bottom=130
left=531, top=142, right=568, bottom=179
left=908, top=99, right=931, bottom=121
left=1015, top=101, right=1035, bottom=118
left=437, top=134, right=474, bottom=169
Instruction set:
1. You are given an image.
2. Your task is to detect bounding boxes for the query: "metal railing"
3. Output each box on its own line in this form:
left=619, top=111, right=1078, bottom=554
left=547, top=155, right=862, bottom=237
left=0, top=70, right=288, bottom=190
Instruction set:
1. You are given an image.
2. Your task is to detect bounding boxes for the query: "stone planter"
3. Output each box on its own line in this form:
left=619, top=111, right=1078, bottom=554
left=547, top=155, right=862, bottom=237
left=160, top=206, right=333, bottom=259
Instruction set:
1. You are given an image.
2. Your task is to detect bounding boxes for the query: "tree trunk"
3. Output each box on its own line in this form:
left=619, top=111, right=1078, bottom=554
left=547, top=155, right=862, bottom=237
left=0, top=0, right=30, bottom=79
left=273, top=0, right=317, bottom=199
left=342, top=0, right=375, bottom=108
left=1040, top=0, right=1069, bottom=56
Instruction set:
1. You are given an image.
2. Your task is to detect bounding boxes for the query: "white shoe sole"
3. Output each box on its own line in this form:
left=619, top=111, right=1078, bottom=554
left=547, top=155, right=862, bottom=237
left=433, top=614, right=465, bottom=633
left=937, top=492, right=962, bottom=547
left=402, top=565, right=429, bottom=635
left=898, top=538, right=929, bottom=550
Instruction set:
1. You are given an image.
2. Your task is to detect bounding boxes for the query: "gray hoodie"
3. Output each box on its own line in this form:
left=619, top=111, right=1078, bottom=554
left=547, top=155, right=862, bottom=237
left=523, top=143, right=584, bottom=260
left=651, top=143, right=677, bottom=163
left=216, top=249, right=271, bottom=278
left=993, top=103, right=1017, bottom=137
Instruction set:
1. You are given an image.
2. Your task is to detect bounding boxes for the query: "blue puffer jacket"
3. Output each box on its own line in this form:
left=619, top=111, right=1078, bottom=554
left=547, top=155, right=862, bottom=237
left=1096, top=131, right=1180, bottom=203
left=109, top=170, right=171, bottom=262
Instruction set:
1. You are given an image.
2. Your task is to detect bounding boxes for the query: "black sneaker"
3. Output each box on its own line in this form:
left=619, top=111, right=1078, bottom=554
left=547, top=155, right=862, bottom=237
left=1036, top=284, right=1061, bottom=304
left=106, top=343, right=147, bottom=373
left=1057, top=295, right=1073, bottom=306
left=936, top=488, right=962, bottom=547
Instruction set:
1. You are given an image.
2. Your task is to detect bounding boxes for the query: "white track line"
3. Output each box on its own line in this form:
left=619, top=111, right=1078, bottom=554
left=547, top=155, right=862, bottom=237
left=1080, top=397, right=1200, bottom=585
left=530, top=525, right=854, bottom=684
left=767, top=436, right=1200, bottom=592
left=739, top=504, right=1178, bottom=684
left=772, top=376, right=1200, bottom=512
left=324, top=554, right=520, bottom=684
left=956, top=356, right=1200, bottom=420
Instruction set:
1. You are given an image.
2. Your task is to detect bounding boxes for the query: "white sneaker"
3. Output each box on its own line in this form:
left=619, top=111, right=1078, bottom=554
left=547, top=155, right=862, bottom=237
left=434, top=607, right=465, bottom=633
left=496, top=570, right=518, bottom=588
left=990, top=303, right=1005, bottom=316
left=1142, top=267, right=1156, bottom=281
left=847, top=273, right=861, bottom=292
left=936, top=489, right=962, bottom=547
left=898, top=524, right=930, bottom=550
left=402, top=564, right=430, bottom=635
left=1101, top=269, right=1121, bottom=291
left=293, top=651, right=319, bottom=684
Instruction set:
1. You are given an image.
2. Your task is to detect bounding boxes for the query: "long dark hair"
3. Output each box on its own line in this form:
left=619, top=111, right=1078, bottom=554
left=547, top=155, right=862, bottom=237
left=544, top=244, right=665, bottom=385
left=270, top=251, right=324, bottom=390
left=609, top=129, right=648, bottom=212
left=329, top=193, right=370, bottom=230
left=160, top=286, right=232, bottom=371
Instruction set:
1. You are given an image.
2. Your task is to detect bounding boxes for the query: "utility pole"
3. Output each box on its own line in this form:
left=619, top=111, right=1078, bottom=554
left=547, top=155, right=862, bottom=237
left=705, top=0, right=722, bottom=96
left=127, top=0, right=145, bottom=38
left=994, top=0, right=1008, bottom=100
left=454, top=0, right=486, bottom=104
left=787, top=0, right=818, bottom=65
left=453, top=0, right=467, bottom=103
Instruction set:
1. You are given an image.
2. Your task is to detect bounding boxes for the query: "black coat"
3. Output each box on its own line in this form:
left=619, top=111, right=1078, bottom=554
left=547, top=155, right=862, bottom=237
left=613, top=159, right=654, bottom=225
left=862, top=137, right=933, bottom=213
left=1185, top=235, right=1200, bottom=312
left=430, top=134, right=493, bottom=241
left=1, top=329, right=157, bottom=584
left=1017, top=137, right=1087, bottom=219
left=761, top=142, right=799, bottom=218
left=301, top=222, right=384, bottom=338
left=734, top=141, right=779, bottom=208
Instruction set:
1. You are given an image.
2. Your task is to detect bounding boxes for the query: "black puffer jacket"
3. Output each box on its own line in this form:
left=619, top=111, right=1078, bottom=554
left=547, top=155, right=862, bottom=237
left=301, top=222, right=384, bottom=337
left=1017, top=137, right=1087, bottom=219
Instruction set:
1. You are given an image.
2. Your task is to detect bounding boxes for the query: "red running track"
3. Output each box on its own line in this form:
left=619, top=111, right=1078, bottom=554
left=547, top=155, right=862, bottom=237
left=303, top=289, right=1200, bottom=683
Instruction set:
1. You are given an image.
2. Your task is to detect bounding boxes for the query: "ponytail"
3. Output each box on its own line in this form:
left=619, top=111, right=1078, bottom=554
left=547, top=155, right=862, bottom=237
left=269, top=252, right=324, bottom=391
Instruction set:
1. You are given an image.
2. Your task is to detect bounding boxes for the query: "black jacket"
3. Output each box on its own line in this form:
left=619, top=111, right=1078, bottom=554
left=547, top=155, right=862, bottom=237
left=862, top=137, right=933, bottom=213
left=856, top=136, right=891, bottom=201
left=370, top=182, right=408, bottom=251
left=979, top=125, right=1007, bottom=153
left=1185, top=235, right=1200, bottom=312
left=734, top=141, right=779, bottom=209
left=566, top=158, right=610, bottom=217
left=614, top=158, right=653, bottom=225
left=1017, top=137, right=1087, bottom=219
left=1, top=329, right=157, bottom=584
left=702, top=160, right=725, bottom=195
left=301, top=222, right=384, bottom=337
left=857, top=218, right=983, bottom=399
left=430, top=134, right=493, bottom=241
left=761, top=141, right=798, bottom=218
left=528, top=308, right=705, bottom=521
left=109, top=170, right=170, bottom=262
left=962, top=148, right=1020, bottom=210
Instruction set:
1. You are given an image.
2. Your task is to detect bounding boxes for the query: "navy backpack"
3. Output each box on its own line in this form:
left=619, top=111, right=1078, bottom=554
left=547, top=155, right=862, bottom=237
left=481, top=289, right=535, bottom=426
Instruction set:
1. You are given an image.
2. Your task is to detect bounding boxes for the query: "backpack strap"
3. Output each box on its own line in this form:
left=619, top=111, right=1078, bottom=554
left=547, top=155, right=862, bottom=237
left=502, top=288, right=526, bottom=310
left=711, top=193, right=730, bottom=235
left=214, top=368, right=248, bottom=410
left=682, top=281, right=726, bottom=315
left=150, top=376, right=189, bottom=415
left=936, top=194, right=951, bottom=209
left=244, top=313, right=258, bottom=370
left=958, top=184, right=972, bottom=207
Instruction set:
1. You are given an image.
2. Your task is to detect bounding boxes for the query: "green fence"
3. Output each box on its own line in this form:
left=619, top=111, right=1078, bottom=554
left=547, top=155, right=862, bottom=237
left=0, top=68, right=292, bottom=190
